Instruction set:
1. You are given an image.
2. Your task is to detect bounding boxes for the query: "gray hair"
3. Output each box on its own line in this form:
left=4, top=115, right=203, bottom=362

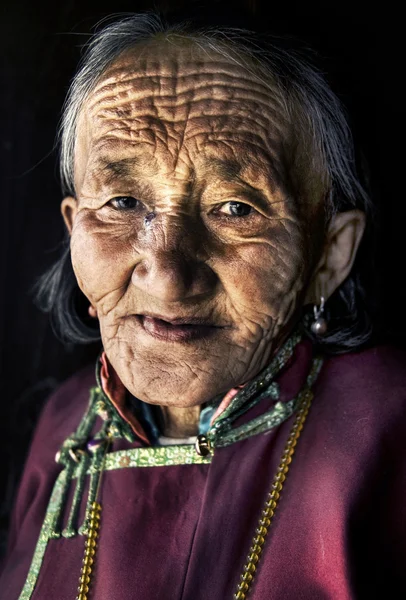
left=37, top=12, right=375, bottom=352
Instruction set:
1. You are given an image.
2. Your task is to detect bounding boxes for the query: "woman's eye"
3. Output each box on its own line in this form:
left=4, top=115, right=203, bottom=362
left=219, top=201, right=253, bottom=217
left=109, top=196, right=138, bottom=210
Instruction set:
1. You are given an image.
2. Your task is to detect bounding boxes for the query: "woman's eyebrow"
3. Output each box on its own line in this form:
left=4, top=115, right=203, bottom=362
left=93, top=156, right=159, bottom=181
left=102, top=158, right=136, bottom=177
left=202, top=157, right=243, bottom=178
left=201, top=155, right=283, bottom=196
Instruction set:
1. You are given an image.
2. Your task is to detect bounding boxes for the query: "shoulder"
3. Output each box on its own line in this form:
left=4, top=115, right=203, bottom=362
left=4, top=364, right=96, bottom=555
left=314, top=344, right=406, bottom=447
left=32, top=363, right=96, bottom=460
left=319, top=344, right=406, bottom=409
left=40, top=363, right=96, bottom=426
left=322, top=343, right=406, bottom=391
left=12, top=363, right=97, bottom=495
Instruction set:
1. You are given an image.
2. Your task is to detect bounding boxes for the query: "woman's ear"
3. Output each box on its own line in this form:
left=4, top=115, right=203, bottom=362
left=305, top=209, right=366, bottom=304
left=61, top=196, right=78, bottom=234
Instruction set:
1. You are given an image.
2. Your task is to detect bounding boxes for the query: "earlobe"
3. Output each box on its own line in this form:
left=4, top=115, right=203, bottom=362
left=305, top=209, right=366, bottom=305
left=61, top=196, right=78, bottom=235
left=88, top=305, right=98, bottom=319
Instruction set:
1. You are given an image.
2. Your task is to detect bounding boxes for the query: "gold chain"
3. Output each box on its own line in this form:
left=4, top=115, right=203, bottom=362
left=234, top=388, right=314, bottom=600
left=75, top=430, right=112, bottom=600
left=76, top=502, right=102, bottom=600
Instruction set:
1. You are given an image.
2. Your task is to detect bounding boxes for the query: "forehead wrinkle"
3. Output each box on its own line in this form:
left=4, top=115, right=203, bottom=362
left=84, top=72, right=290, bottom=167
left=95, top=52, right=287, bottom=105
left=87, top=81, right=287, bottom=139
left=89, top=74, right=283, bottom=110
left=83, top=50, right=291, bottom=150
left=89, top=108, right=288, bottom=173
left=86, top=48, right=289, bottom=131
left=77, top=47, right=301, bottom=201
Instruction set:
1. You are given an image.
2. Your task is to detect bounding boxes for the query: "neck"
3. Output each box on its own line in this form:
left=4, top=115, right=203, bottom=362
left=160, top=405, right=201, bottom=438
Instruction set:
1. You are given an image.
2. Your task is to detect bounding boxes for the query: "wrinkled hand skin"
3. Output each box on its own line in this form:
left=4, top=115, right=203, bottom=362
left=69, top=42, right=325, bottom=408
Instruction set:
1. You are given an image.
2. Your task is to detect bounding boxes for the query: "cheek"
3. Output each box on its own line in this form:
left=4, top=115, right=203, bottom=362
left=222, top=221, right=309, bottom=321
left=70, top=211, right=135, bottom=303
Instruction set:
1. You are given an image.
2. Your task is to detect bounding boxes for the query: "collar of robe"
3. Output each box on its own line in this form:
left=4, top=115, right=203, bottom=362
left=48, top=321, right=323, bottom=539
left=16, top=321, right=324, bottom=600
left=94, top=322, right=321, bottom=450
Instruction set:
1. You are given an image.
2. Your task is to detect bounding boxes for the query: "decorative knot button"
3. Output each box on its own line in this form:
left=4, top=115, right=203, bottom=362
left=87, top=439, right=104, bottom=453
left=195, top=434, right=212, bottom=457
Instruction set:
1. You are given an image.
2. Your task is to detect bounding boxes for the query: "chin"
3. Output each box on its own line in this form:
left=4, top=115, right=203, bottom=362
left=101, top=323, right=242, bottom=407
left=106, top=351, right=228, bottom=407
left=125, top=372, right=226, bottom=407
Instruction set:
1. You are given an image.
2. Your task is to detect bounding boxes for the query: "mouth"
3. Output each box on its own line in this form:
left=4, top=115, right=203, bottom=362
left=134, top=313, right=223, bottom=343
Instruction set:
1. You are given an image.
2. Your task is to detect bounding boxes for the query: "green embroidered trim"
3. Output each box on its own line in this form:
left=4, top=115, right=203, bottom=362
left=79, top=424, right=112, bottom=536
left=215, top=398, right=298, bottom=447
left=17, top=445, right=210, bottom=600
left=103, top=445, right=212, bottom=469
left=71, top=445, right=212, bottom=475
left=62, top=452, right=91, bottom=538
left=18, top=469, right=68, bottom=600
left=208, top=330, right=303, bottom=444
left=214, top=356, right=324, bottom=447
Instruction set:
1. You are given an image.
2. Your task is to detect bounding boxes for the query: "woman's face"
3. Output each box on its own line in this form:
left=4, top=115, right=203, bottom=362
left=63, top=45, right=324, bottom=407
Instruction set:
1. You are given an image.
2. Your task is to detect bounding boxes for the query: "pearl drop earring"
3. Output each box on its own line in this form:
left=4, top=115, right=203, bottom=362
left=310, top=296, right=327, bottom=335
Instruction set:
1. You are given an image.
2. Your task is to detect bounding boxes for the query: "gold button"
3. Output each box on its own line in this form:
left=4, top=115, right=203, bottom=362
left=195, top=435, right=212, bottom=457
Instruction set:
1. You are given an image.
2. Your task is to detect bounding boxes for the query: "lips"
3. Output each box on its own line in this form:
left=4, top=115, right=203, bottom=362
left=136, top=314, right=221, bottom=342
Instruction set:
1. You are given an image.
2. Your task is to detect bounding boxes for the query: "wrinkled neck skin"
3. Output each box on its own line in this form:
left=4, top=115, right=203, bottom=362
left=67, top=41, right=326, bottom=438
left=160, top=405, right=201, bottom=437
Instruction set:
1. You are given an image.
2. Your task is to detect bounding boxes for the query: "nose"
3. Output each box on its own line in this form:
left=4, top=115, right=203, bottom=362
left=131, top=218, right=217, bottom=303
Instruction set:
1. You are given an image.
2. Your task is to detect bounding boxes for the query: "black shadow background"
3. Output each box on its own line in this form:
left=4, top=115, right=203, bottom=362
left=0, top=0, right=402, bottom=555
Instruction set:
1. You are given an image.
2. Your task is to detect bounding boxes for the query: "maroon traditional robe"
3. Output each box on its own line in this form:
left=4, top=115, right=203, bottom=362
left=1, top=341, right=406, bottom=599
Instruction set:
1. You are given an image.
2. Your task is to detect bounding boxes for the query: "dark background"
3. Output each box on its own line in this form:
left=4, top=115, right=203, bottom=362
left=0, top=0, right=402, bottom=554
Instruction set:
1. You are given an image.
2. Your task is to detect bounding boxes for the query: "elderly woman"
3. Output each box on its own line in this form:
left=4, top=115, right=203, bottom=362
left=1, top=12, right=405, bottom=600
